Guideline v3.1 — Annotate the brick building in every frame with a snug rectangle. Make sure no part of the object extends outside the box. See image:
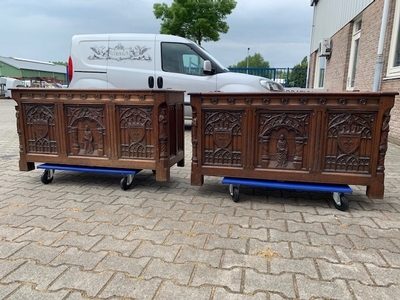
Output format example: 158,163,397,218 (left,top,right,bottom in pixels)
308,0,400,144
